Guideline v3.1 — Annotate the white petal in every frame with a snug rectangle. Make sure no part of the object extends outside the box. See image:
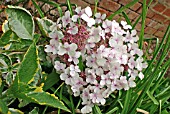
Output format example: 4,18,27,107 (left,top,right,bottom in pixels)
58,47,66,55
87,18,95,27
96,58,106,66
95,13,101,18
60,73,68,80
139,72,144,80
75,7,81,14
101,14,106,20
85,6,92,17
81,14,89,22
72,15,79,22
